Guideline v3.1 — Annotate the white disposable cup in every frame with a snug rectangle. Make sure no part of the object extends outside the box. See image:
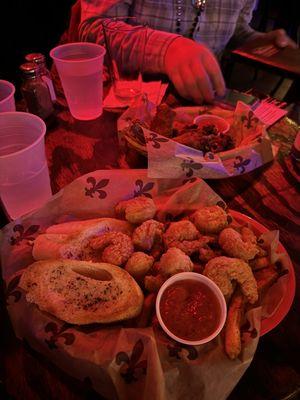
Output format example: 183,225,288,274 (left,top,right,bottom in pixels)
0,80,16,112
102,18,147,104
156,272,227,346
193,114,230,134
0,112,52,220
50,42,106,120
